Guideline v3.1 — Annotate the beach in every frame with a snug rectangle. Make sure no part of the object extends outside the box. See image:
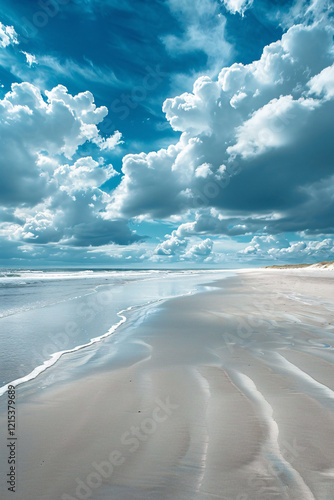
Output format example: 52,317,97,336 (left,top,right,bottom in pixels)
1,269,334,500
